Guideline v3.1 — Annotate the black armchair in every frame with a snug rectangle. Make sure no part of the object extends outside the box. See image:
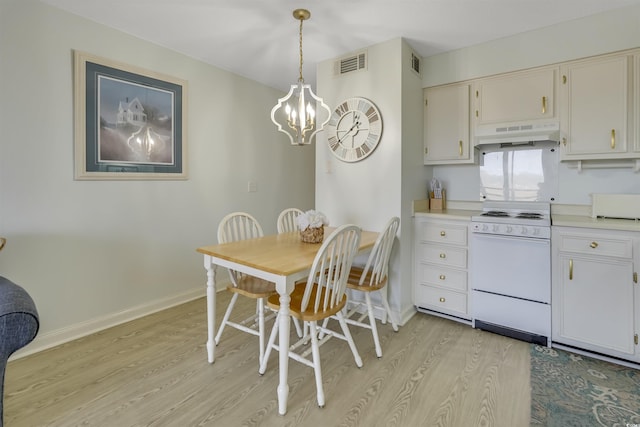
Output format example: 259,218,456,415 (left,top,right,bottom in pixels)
0,276,39,427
